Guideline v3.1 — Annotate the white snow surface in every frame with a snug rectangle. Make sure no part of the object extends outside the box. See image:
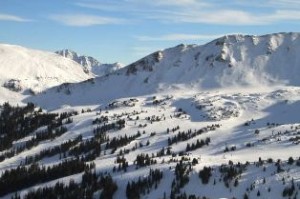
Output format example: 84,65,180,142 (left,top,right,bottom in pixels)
1,33,300,199
0,44,92,95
